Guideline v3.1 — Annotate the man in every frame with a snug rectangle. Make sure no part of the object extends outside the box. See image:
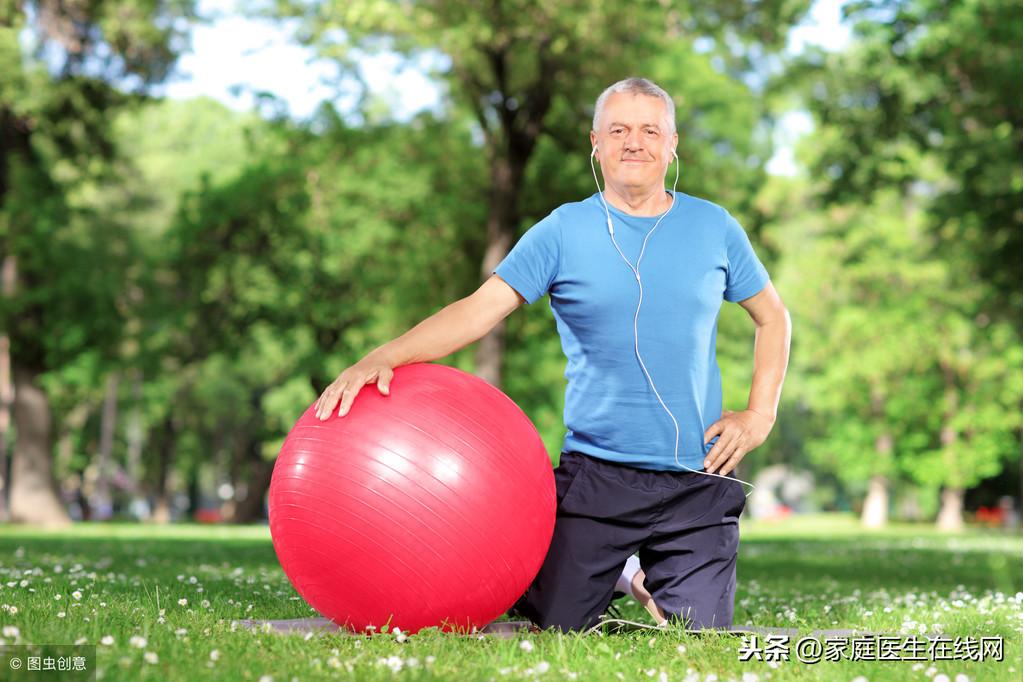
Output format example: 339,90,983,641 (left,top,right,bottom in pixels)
314,77,791,633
